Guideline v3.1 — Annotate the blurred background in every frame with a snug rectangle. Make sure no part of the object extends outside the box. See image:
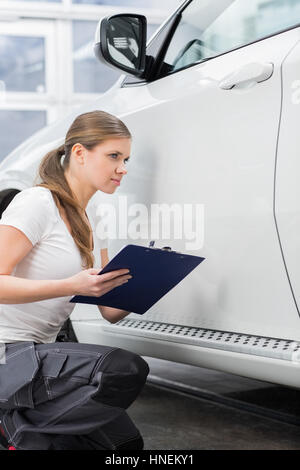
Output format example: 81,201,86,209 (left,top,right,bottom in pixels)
0,0,182,163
